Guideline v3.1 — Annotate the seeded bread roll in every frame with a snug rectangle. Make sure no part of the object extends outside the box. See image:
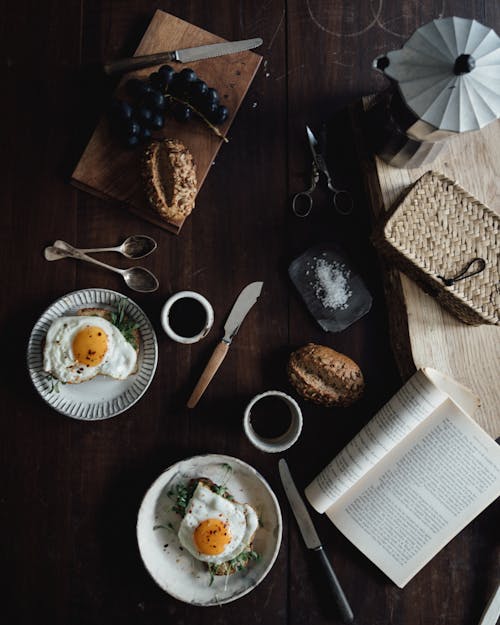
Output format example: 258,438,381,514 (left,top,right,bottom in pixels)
287,343,364,407
142,139,197,222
